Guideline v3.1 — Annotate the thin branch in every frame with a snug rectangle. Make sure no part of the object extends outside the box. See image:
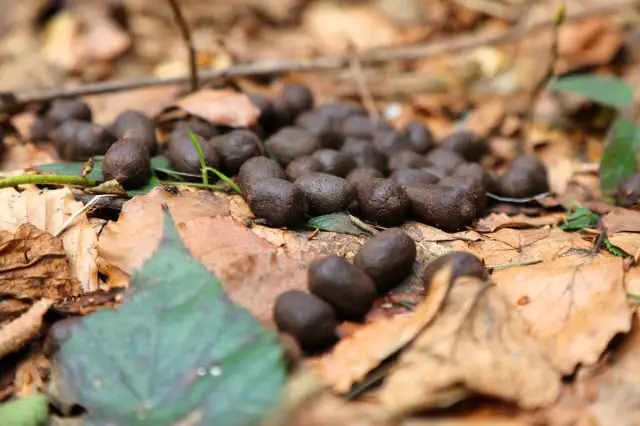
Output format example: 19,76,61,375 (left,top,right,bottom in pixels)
1,0,635,112
0,174,98,189
166,0,198,93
